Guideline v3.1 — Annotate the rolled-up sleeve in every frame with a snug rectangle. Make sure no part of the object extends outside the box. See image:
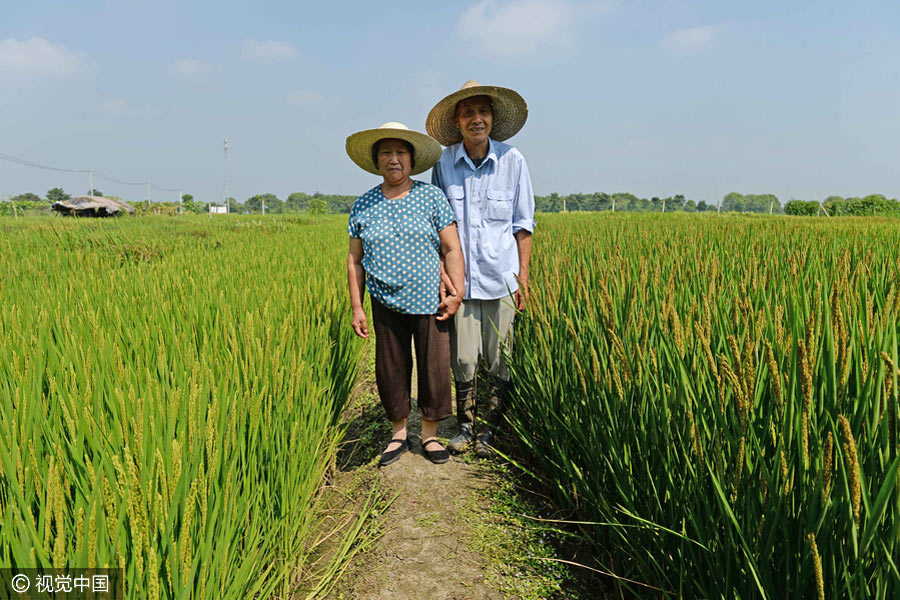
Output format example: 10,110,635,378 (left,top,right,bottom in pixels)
512,154,536,234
